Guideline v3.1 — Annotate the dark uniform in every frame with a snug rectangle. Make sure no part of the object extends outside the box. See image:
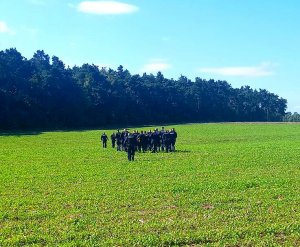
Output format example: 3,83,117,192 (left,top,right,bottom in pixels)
160,127,165,151
116,130,122,151
147,130,153,151
124,133,137,161
151,130,160,153
111,133,116,148
101,133,108,148
138,131,147,152
121,129,129,151
169,128,177,152
137,131,143,152
133,130,139,151
163,131,171,152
